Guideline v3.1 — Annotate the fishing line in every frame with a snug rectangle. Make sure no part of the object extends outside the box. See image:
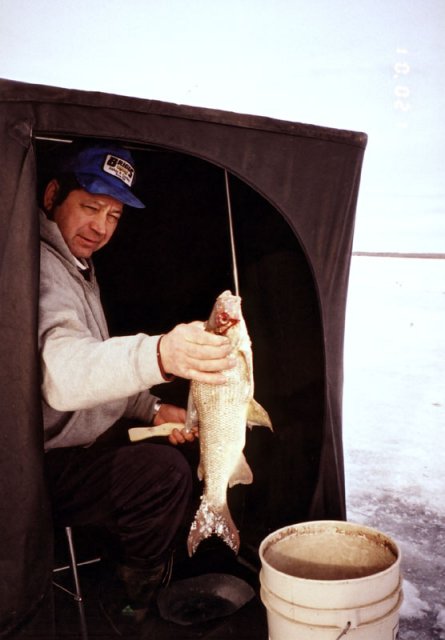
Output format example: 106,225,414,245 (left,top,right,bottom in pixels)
224,169,240,296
